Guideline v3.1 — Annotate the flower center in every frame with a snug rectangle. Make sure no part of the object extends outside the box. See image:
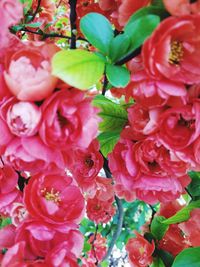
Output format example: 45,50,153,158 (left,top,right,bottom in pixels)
57,111,68,129
178,115,195,129
168,41,184,65
41,188,61,204
85,156,94,167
